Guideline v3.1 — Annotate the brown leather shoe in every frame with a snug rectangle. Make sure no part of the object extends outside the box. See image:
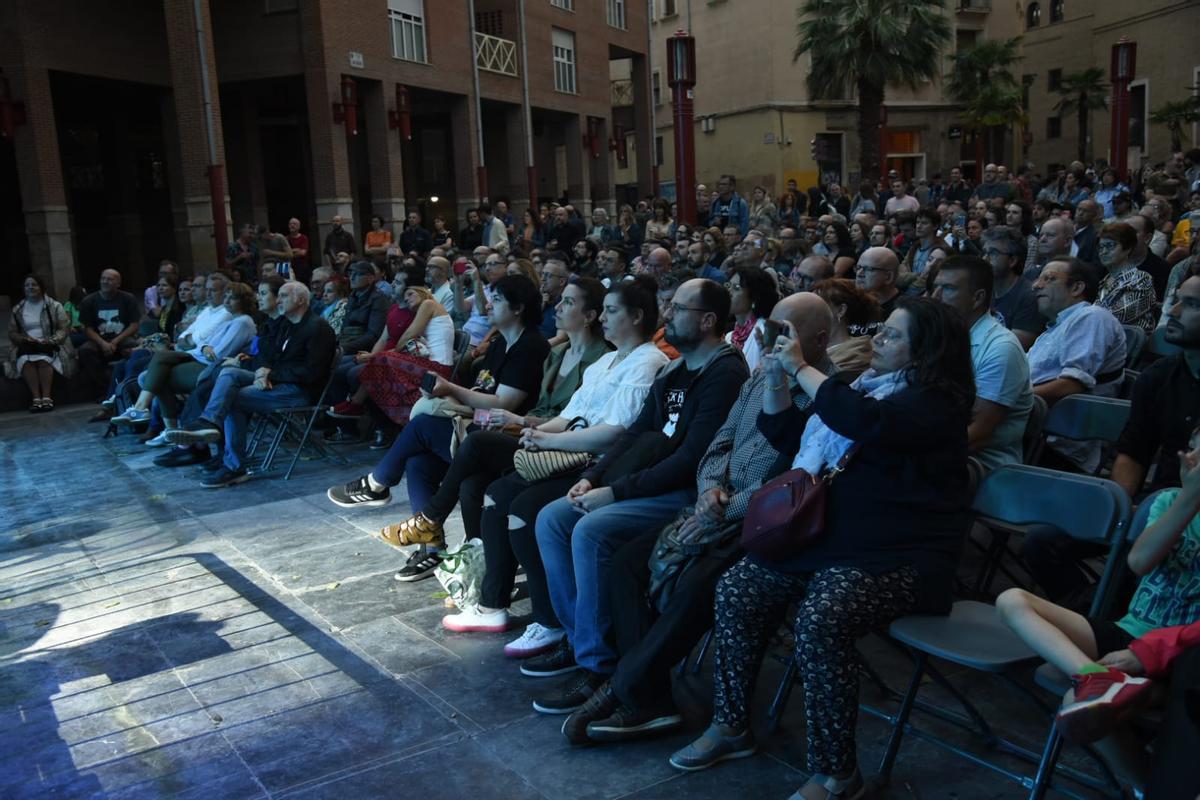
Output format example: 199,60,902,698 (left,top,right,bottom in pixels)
380,514,445,548
89,408,114,423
